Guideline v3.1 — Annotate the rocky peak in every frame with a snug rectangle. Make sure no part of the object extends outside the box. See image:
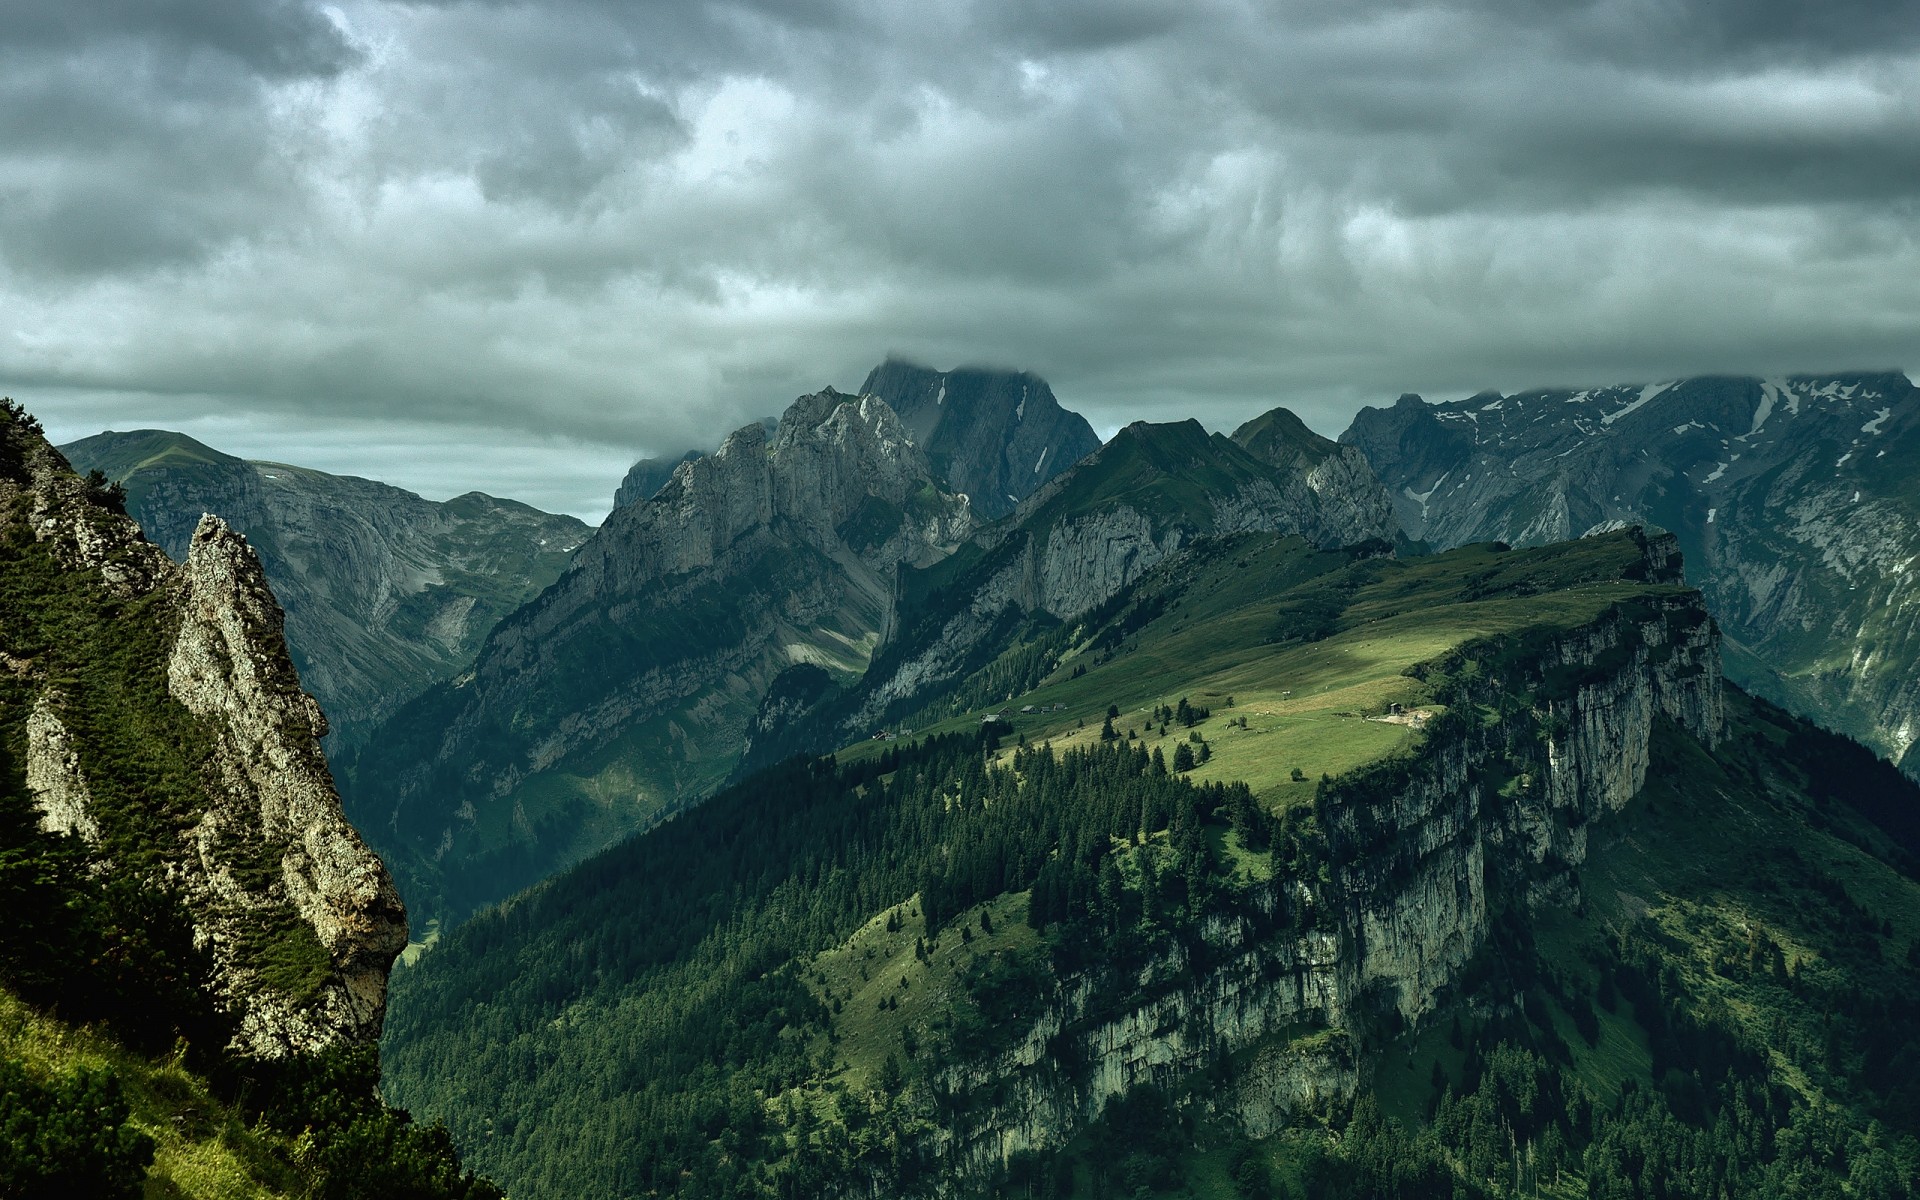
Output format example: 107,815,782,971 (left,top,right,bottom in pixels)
350,387,974,920
2,401,406,1058
860,358,1102,519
